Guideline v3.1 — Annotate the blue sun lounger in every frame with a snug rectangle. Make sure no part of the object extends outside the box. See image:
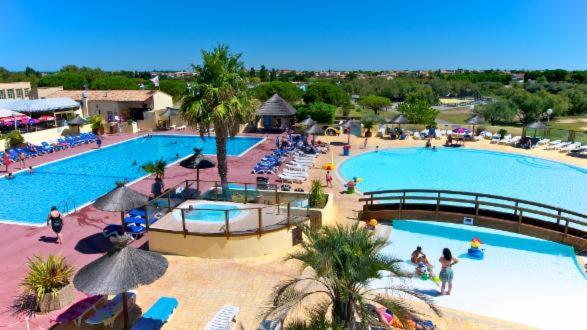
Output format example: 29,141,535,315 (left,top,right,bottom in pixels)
131,297,178,330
